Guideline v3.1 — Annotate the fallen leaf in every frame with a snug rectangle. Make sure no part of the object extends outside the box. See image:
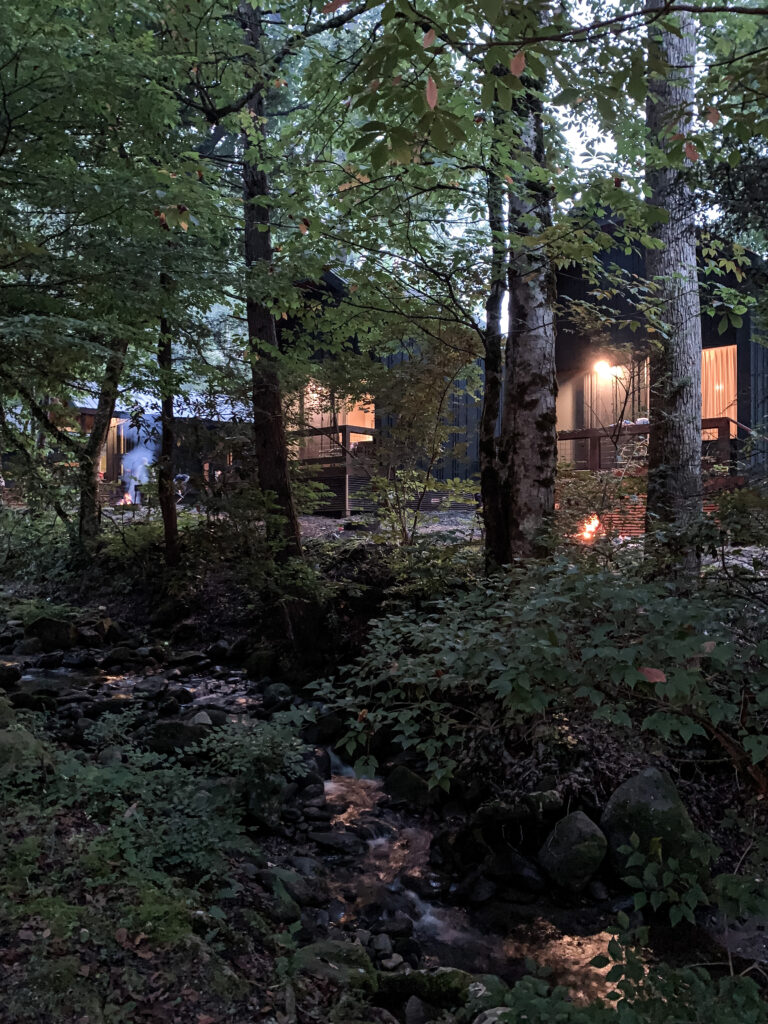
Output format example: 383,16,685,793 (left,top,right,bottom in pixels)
639,666,667,684
426,76,438,110
509,51,526,77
